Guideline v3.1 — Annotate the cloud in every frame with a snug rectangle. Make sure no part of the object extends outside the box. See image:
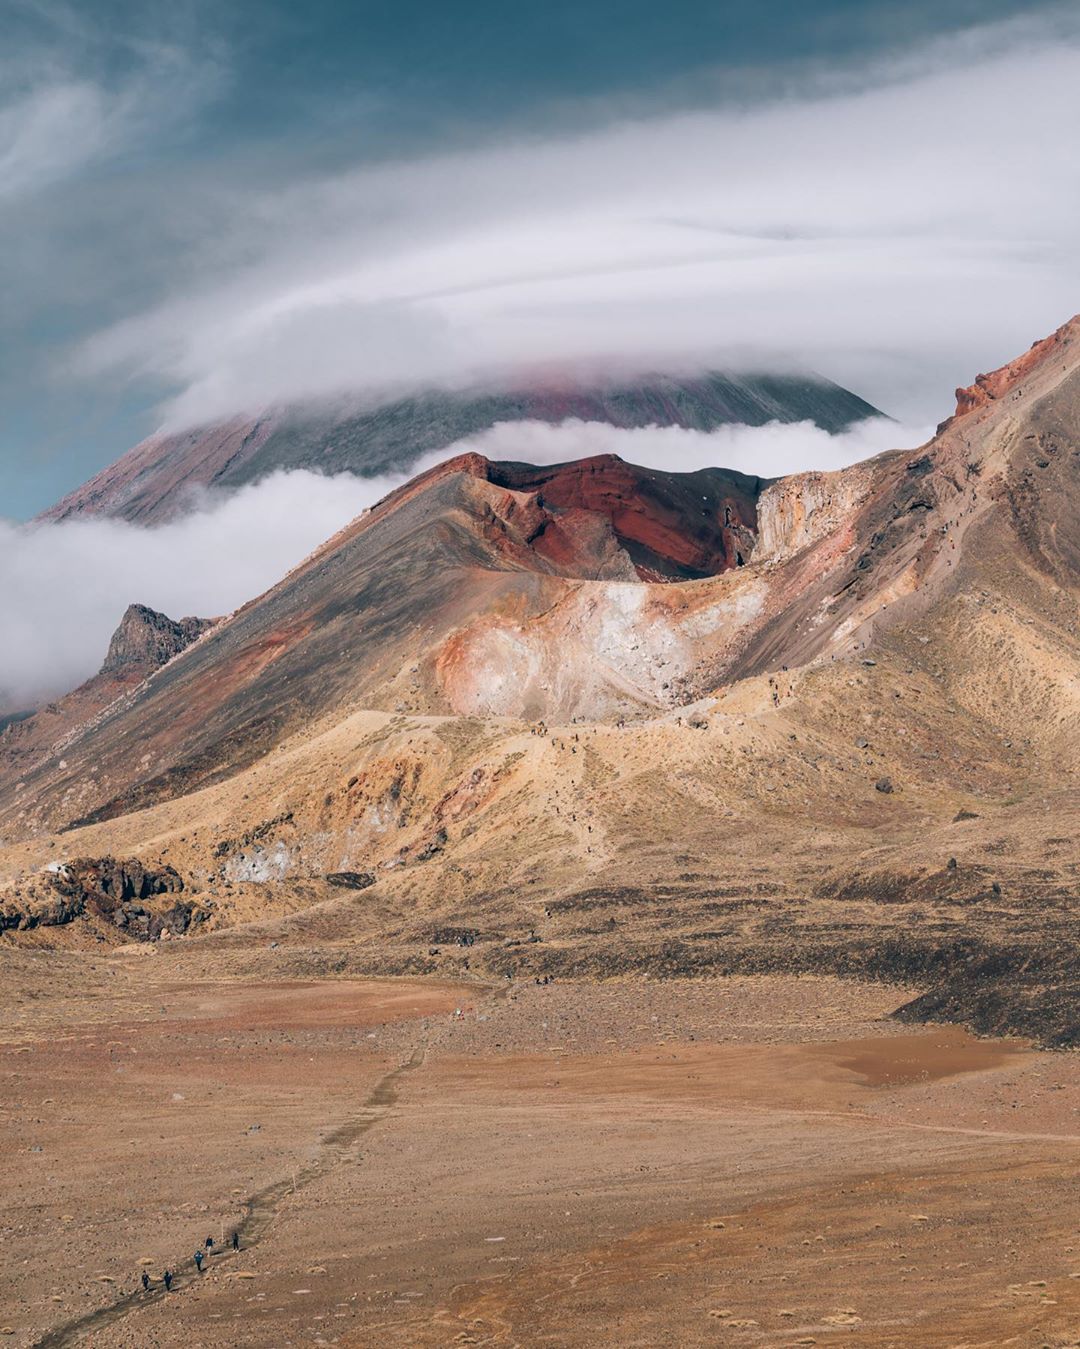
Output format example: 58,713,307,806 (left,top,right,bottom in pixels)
0,79,116,202
76,17,1080,425
0,469,384,707
0,413,928,706
0,29,219,204
430,414,931,479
